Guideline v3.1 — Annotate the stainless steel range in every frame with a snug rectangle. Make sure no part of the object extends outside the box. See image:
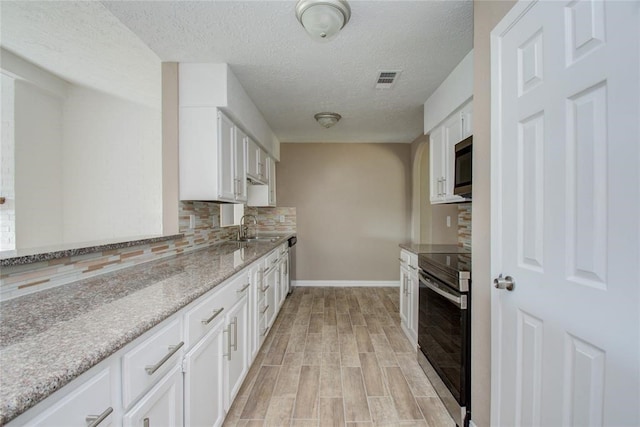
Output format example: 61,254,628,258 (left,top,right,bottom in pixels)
417,252,471,427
